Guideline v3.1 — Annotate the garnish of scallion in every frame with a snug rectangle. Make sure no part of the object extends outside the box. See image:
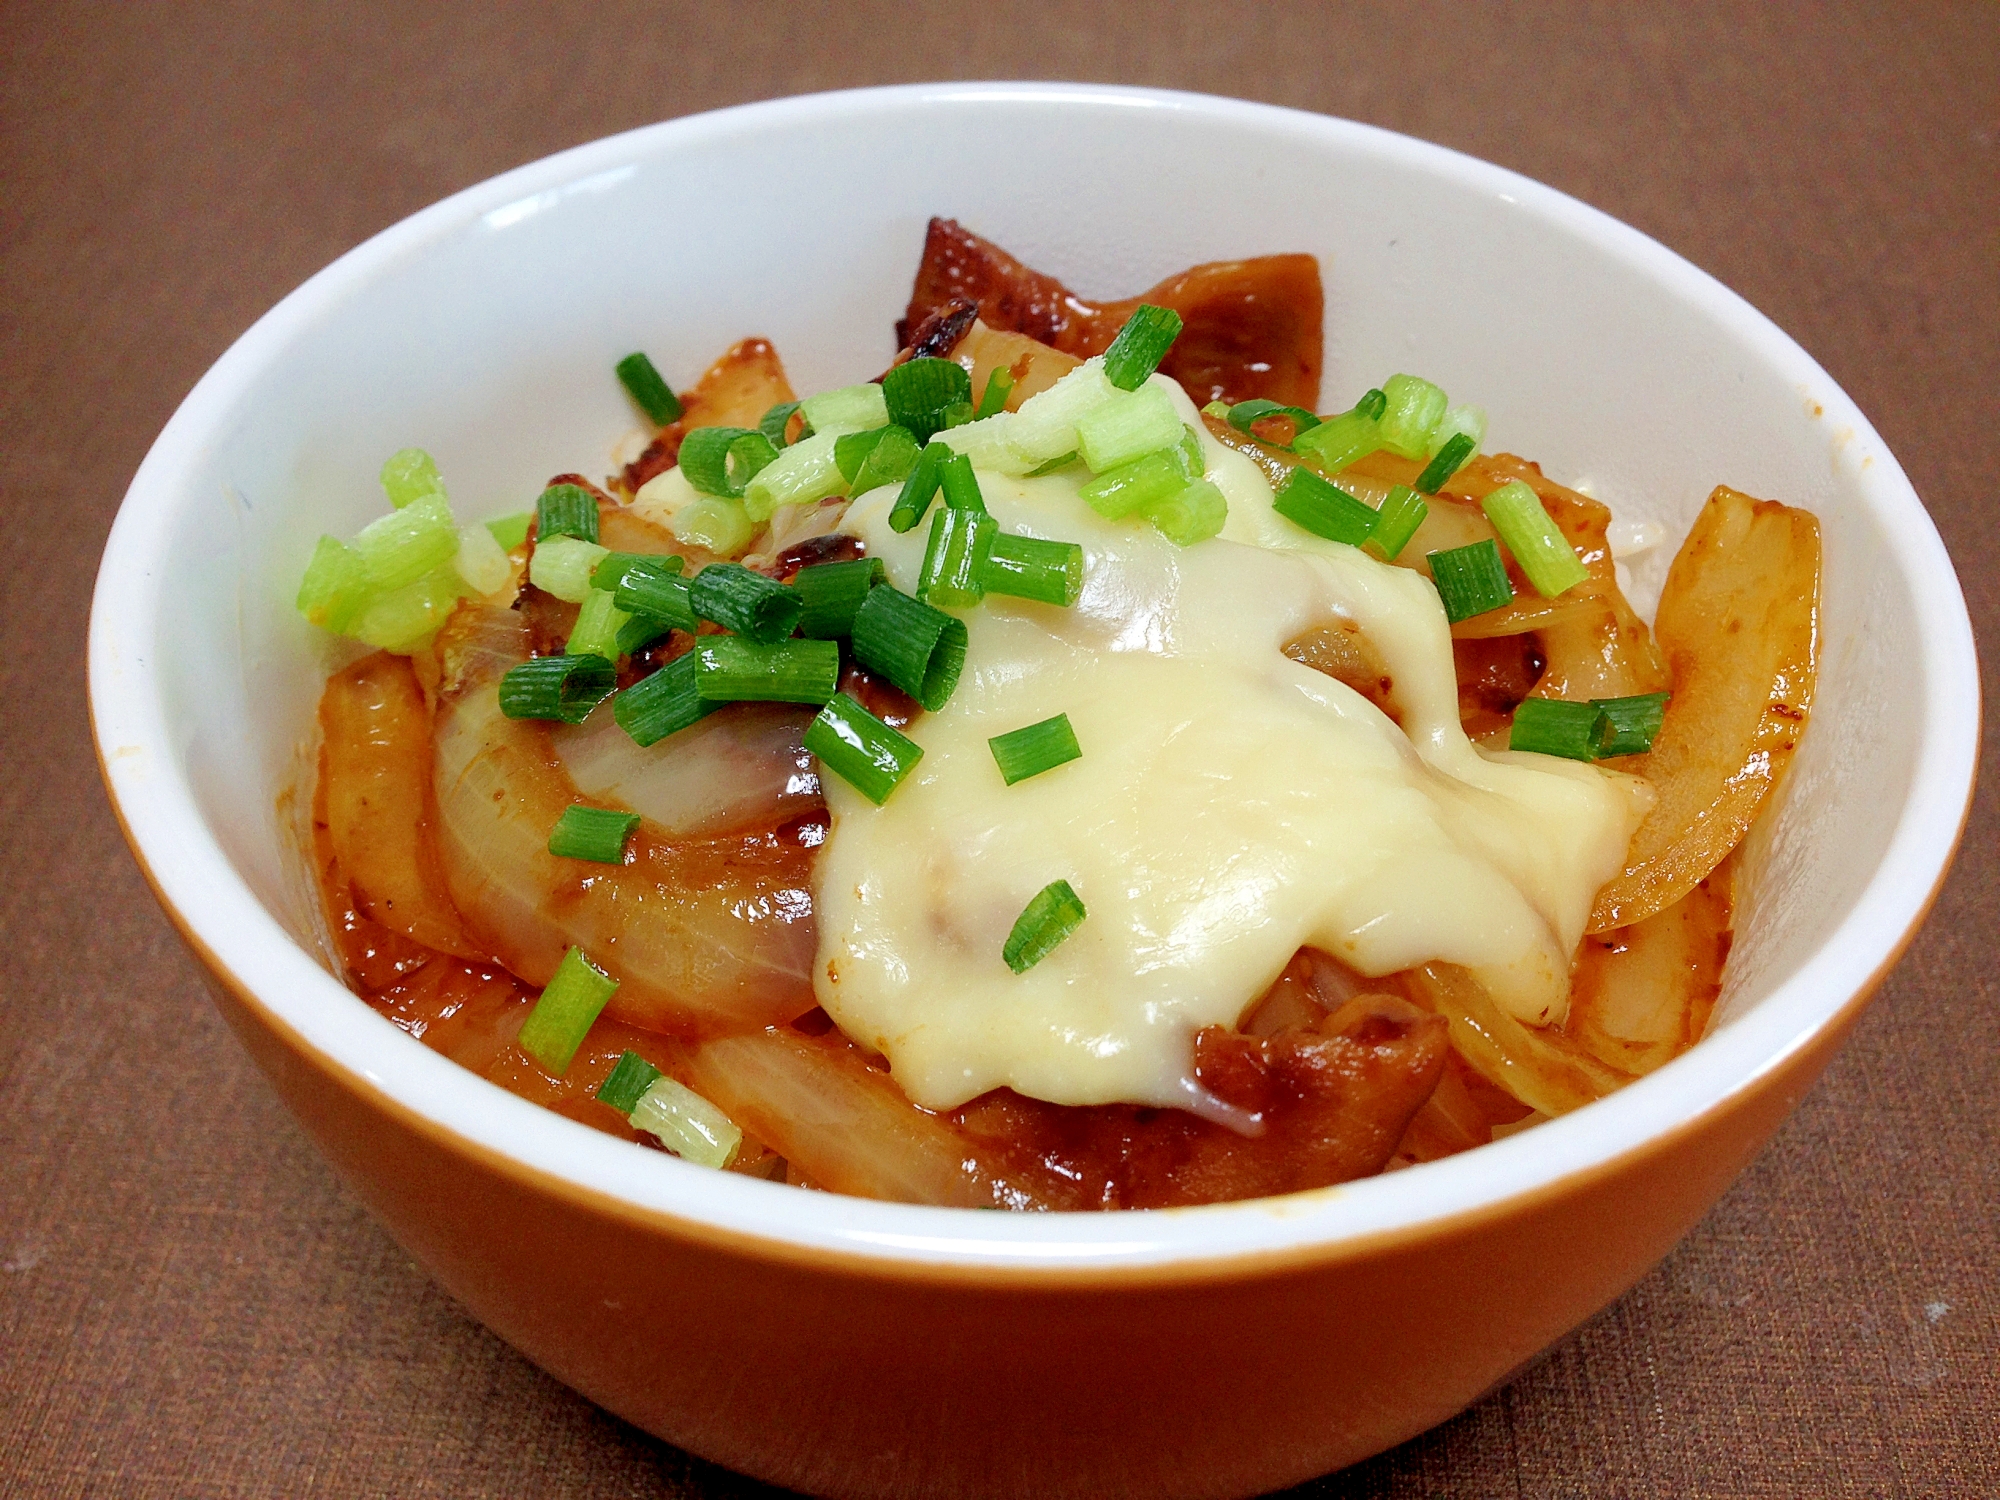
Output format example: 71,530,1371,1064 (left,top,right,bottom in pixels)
883,358,973,444
792,556,885,639
613,652,715,746
629,1077,742,1169
937,450,987,512
565,589,630,662
516,946,619,1077
1426,539,1515,623
679,426,781,499
547,804,641,864
988,714,1081,786
888,441,947,534
1143,478,1227,546
688,561,803,643
1003,880,1088,974
1226,398,1322,447
616,352,684,427
1377,374,1450,461
1508,698,1605,761
536,483,600,545
980,533,1083,607
918,504,996,610
974,367,1015,419
499,654,616,724
1101,304,1184,391
1414,431,1477,494
692,637,840,705
1481,480,1591,598
804,693,925,805
849,586,968,711
611,557,696,630
1291,403,1381,473
758,400,804,448
380,448,445,510
1591,691,1670,758
850,425,920,497
592,550,683,592
595,1050,663,1113
1079,449,1189,520
1273,468,1380,547
485,511,533,551
1366,485,1429,562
